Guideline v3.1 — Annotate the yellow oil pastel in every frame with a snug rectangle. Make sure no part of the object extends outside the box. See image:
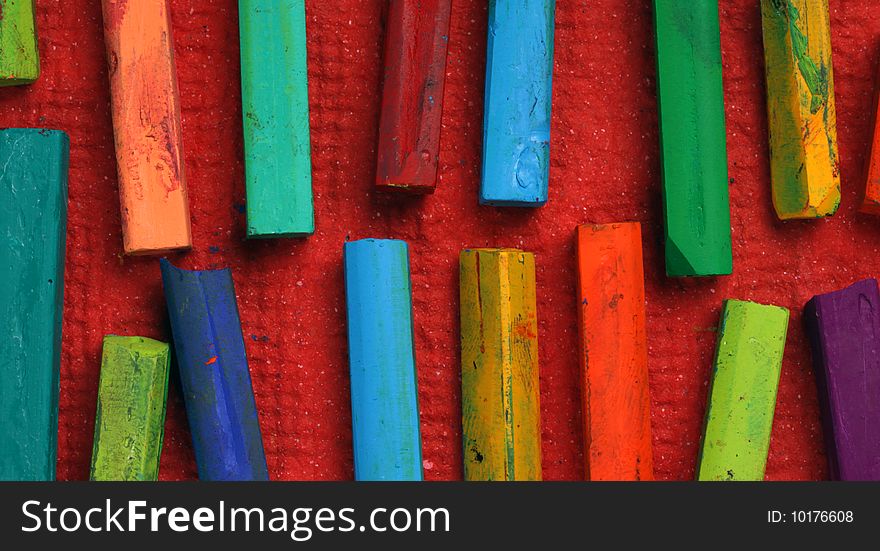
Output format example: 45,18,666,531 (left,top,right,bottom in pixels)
760,0,840,219
460,248,541,481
